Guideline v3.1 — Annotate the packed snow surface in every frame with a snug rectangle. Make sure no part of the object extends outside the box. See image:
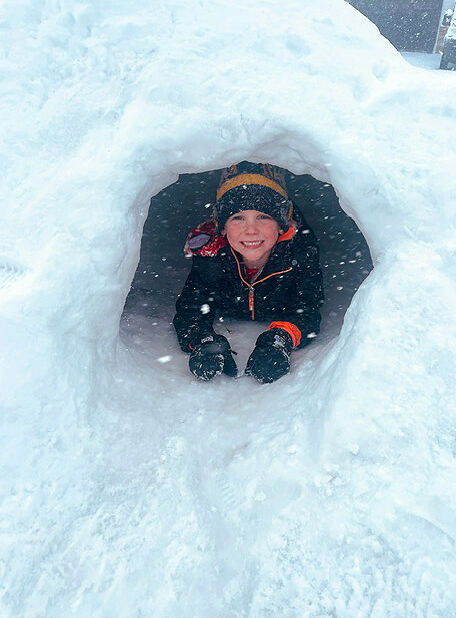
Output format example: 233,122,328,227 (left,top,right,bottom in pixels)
1,0,456,615
401,51,441,70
